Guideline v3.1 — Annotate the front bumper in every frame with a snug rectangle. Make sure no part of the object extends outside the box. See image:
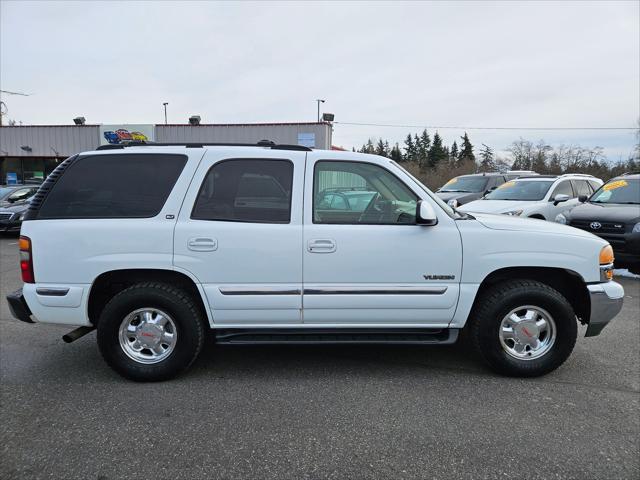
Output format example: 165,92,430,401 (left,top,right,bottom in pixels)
6,288,34,324
585,281,624,337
